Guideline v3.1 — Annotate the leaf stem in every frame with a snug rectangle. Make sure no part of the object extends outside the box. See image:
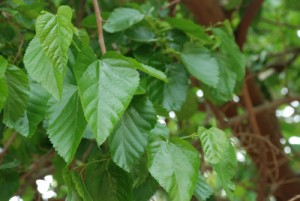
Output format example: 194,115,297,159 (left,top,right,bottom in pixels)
181,133,198,139
72,40,80,52
92,0,107,55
